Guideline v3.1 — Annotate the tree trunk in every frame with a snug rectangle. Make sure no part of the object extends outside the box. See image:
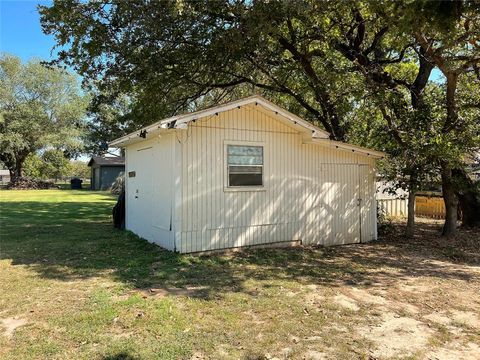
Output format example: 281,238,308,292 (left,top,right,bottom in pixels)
444,73,459,131
440,73,459,236
16,163,23,178
11,166,22,182
405,189,416,238
453,168,480,227
10,155,25,183
405,172,418,238
441,163,458,236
